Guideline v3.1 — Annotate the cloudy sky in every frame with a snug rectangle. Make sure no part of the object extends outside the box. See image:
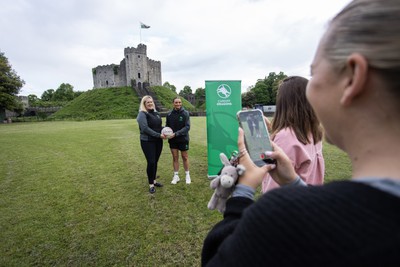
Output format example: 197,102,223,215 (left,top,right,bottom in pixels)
1,0,351,97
